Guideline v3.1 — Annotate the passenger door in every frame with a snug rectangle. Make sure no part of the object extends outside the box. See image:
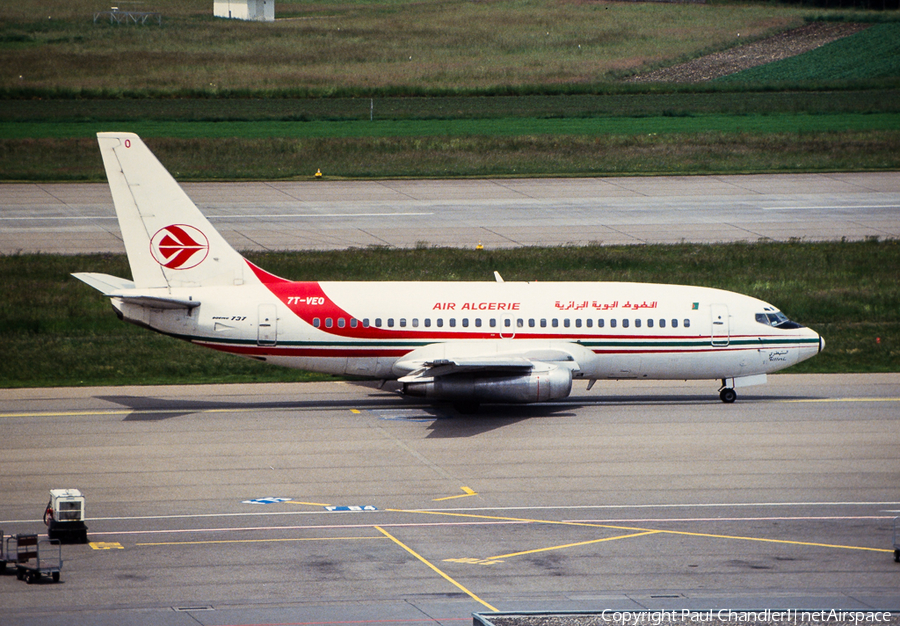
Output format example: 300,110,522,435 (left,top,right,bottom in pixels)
711,304,730,347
